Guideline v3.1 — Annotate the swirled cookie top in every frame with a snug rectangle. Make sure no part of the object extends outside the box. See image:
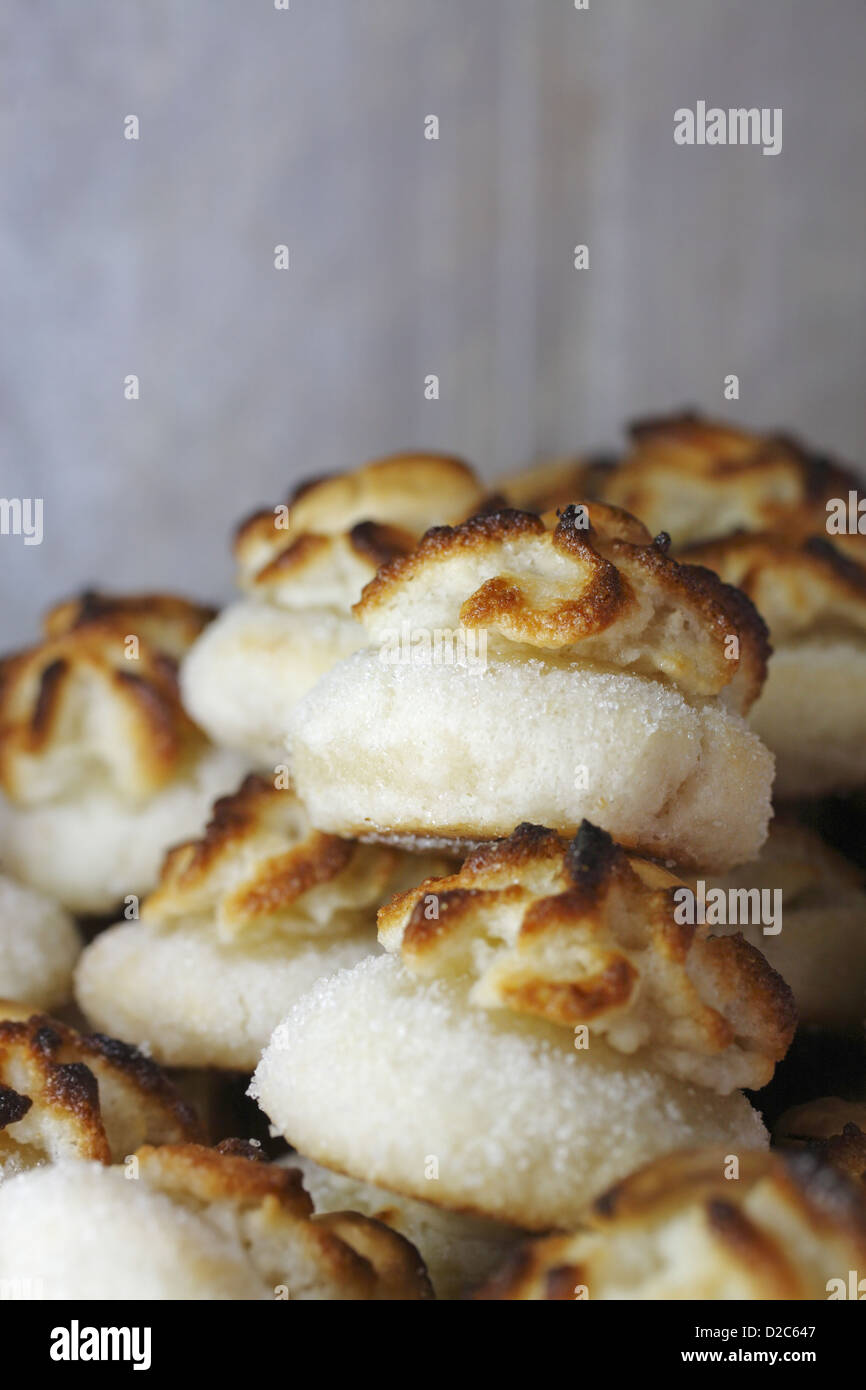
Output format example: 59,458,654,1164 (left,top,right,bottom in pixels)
476,1147,866,1300
0,592,214,805
378,820,796,1093
356,503,770,712
601,412,861,548
682,532,866,644
91,1140,434,1299
0,1002,198,1171
145,773,447,945
234,453,483,610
